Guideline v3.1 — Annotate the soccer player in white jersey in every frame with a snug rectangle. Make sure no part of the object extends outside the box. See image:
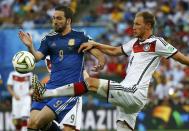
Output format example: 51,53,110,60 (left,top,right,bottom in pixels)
32,11,189,131
7,71,33,131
